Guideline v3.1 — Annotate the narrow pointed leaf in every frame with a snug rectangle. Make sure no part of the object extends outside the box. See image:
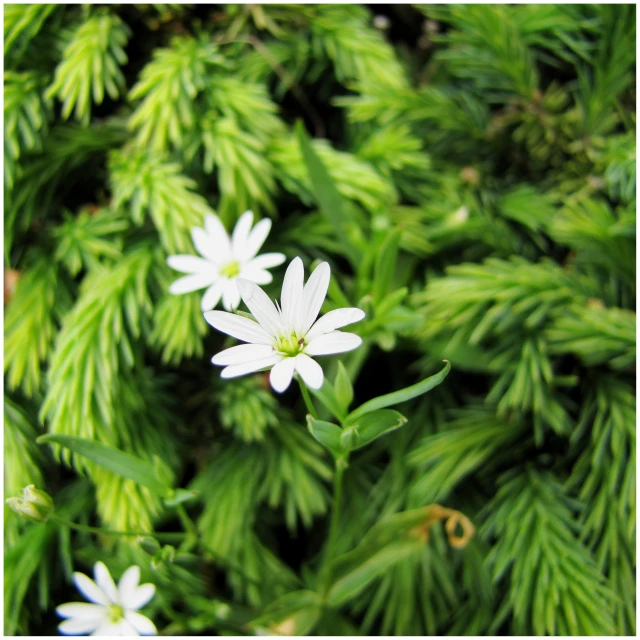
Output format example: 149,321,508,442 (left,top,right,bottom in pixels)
296,121,360,264
346,361,451,424
37,434,172,496
372,228,402,304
